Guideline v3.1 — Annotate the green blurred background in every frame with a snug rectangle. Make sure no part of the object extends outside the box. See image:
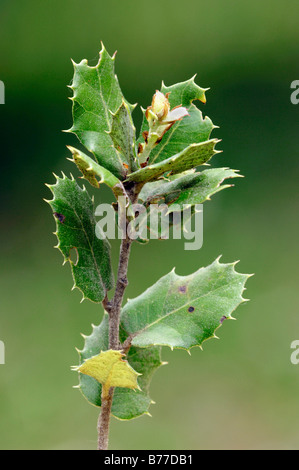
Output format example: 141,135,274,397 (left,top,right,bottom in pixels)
0,0,299,450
